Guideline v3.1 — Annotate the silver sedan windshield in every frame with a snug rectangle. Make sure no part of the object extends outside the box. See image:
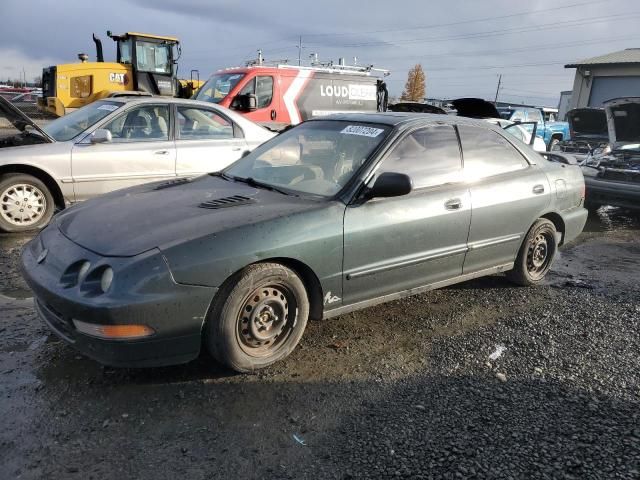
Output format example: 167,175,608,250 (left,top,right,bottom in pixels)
225,121,390,197
43,101,124,141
